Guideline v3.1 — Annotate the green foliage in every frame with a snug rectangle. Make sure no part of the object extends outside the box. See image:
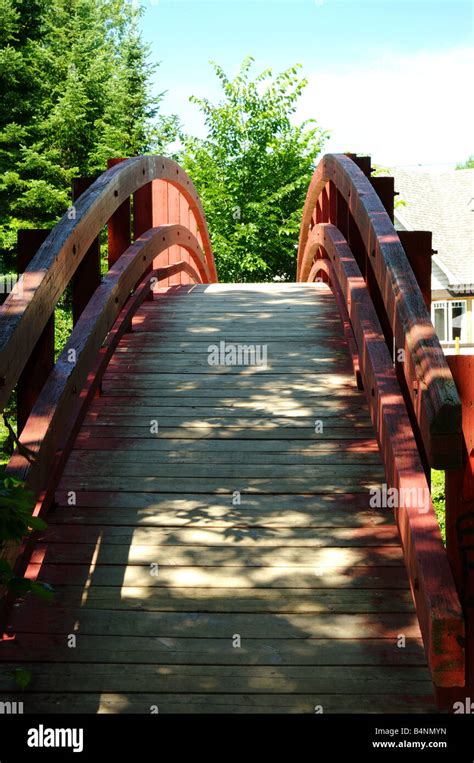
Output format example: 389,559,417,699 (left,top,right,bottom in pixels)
0,475,54,599
431,469,446,543
0,0,178,271
455,155,474,170
0,476,45,540
182,57,328,282
55,297,74,360
11,667,33,689
371,164,406,209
